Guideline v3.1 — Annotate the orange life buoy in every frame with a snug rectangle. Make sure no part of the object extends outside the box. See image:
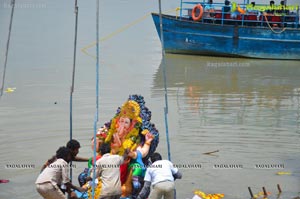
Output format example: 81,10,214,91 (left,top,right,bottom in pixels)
192,4,203,21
